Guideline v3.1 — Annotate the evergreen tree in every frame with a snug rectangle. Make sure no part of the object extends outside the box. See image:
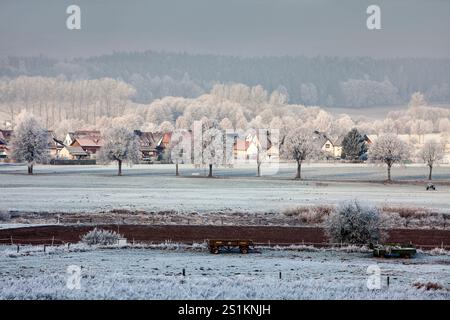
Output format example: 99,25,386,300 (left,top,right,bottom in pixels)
341,128,368,161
